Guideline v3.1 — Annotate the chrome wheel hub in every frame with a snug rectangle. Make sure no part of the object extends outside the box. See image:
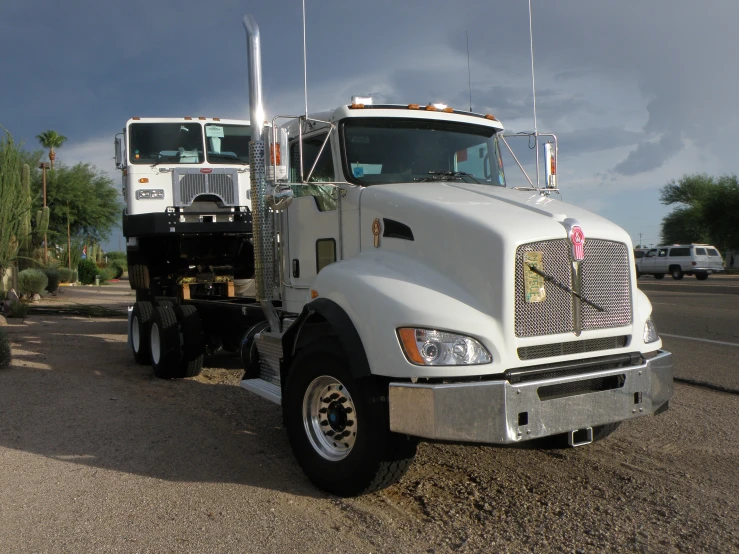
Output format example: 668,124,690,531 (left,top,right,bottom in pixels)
303,376,357,461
